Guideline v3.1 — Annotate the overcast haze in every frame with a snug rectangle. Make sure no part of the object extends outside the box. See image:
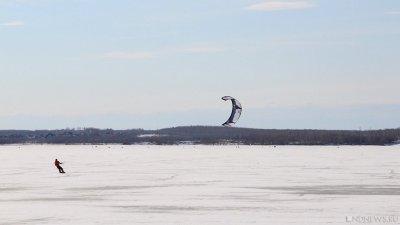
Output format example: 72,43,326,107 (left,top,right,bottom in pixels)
1,0,400,130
